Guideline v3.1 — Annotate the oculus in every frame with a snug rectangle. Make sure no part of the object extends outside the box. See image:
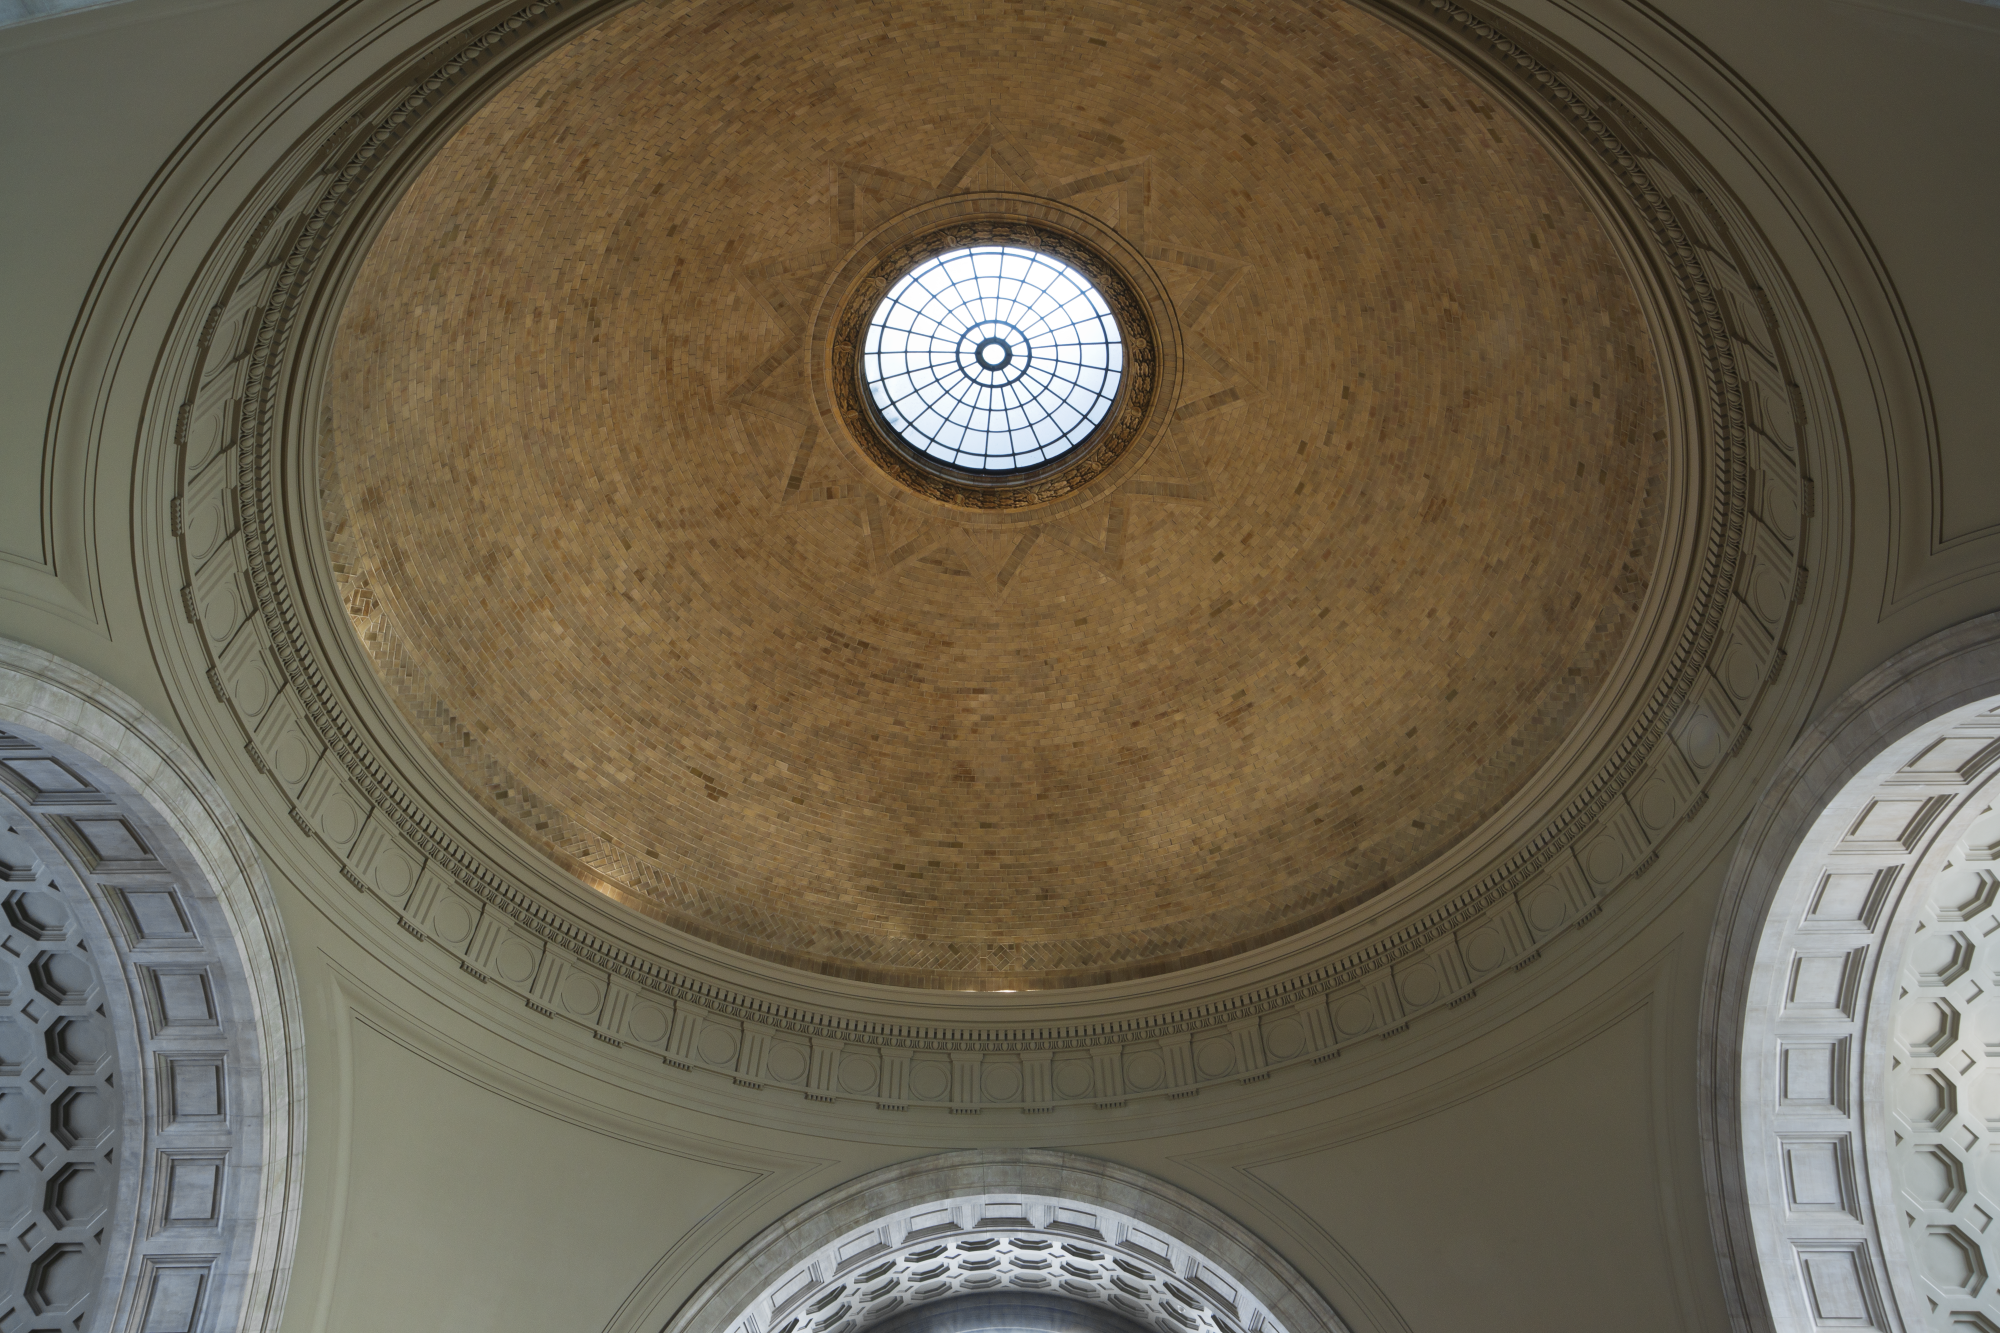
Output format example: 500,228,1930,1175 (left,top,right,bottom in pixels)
860,245,1124,475
830,218,1161,511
